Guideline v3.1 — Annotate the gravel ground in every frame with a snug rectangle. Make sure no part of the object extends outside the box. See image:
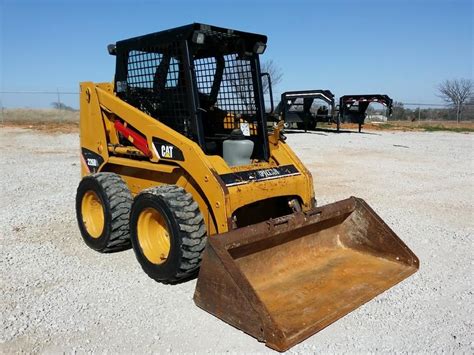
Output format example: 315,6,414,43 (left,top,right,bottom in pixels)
1,127,473,353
